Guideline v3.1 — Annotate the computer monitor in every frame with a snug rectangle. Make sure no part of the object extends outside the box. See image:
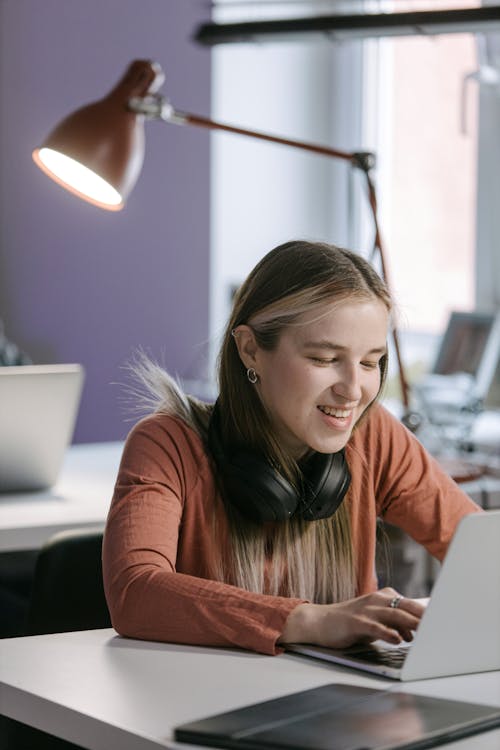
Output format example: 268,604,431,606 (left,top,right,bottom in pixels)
433,311,500,406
